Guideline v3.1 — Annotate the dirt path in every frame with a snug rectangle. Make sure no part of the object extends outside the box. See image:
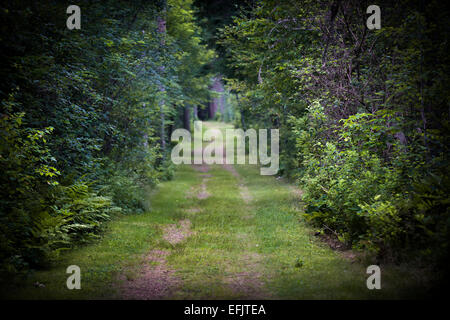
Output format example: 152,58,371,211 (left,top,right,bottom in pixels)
221,163,271,298
119,219,193,299
119,249,179,299
222,163,253,205
110,122,399,300
118,124,271,299
11,122,414,300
